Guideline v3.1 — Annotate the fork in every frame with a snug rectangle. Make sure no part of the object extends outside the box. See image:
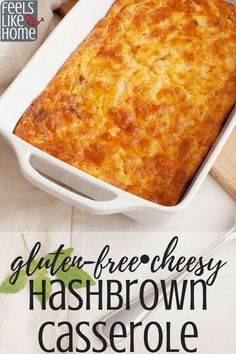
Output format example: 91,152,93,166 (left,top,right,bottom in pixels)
98,215,236,346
